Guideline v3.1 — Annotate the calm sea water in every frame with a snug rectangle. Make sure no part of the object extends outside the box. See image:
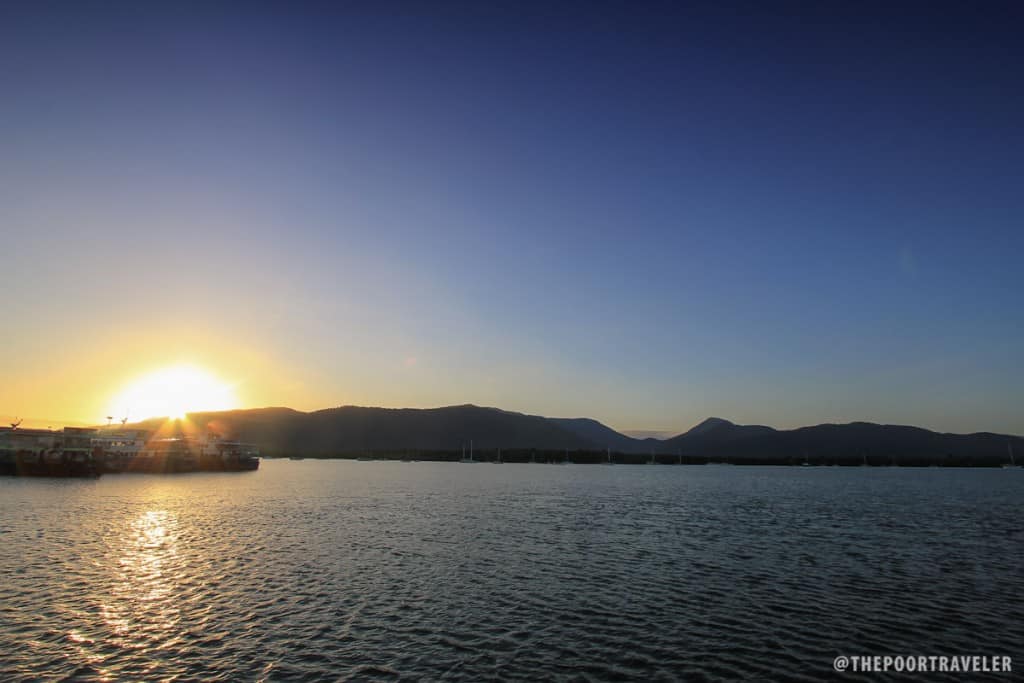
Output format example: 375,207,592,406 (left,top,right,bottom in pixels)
1,461,1022,681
